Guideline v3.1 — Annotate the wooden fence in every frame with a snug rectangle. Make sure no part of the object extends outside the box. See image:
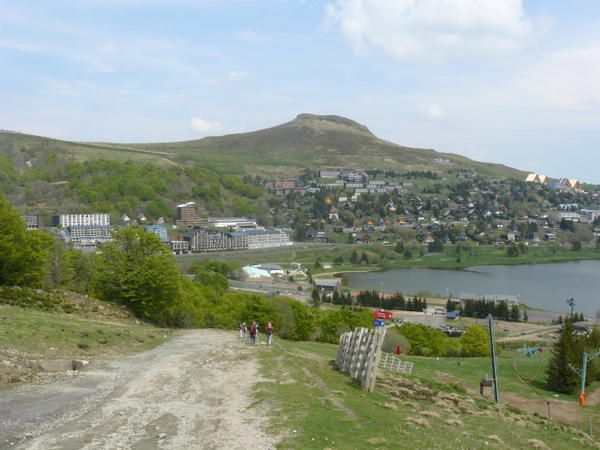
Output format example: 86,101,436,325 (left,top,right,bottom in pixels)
335,326,386,392
378,352,413,374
